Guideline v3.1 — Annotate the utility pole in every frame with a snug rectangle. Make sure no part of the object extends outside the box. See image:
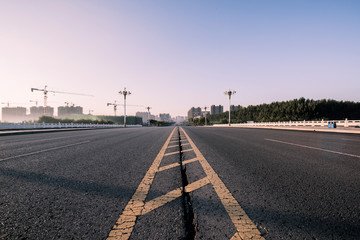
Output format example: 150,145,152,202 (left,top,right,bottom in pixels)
224,89,236,126
146,106,151,126
107,101,119,116
119,87,131,127
203,106,208,126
